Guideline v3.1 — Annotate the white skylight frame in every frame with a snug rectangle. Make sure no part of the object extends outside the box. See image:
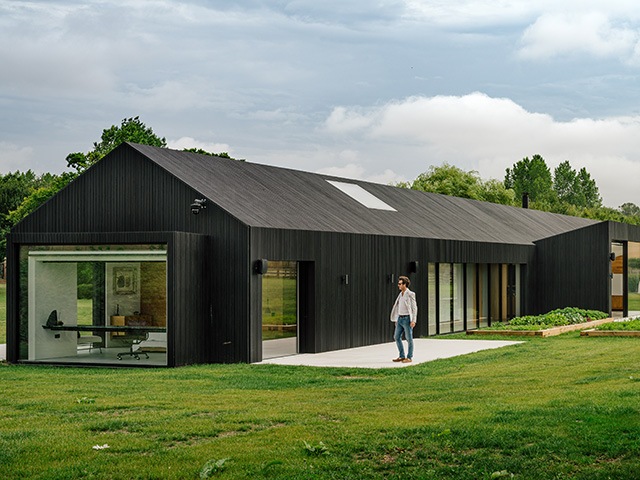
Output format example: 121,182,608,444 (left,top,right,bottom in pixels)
326,180,397,212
